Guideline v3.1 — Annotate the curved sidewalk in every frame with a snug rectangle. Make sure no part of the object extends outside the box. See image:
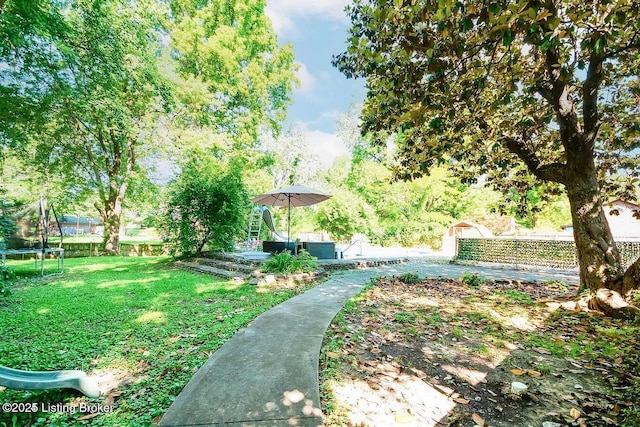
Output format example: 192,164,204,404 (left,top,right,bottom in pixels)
159,261,578,427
